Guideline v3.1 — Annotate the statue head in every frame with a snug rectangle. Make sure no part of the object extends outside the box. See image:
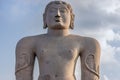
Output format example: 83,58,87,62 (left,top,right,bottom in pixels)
43,1,75,29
